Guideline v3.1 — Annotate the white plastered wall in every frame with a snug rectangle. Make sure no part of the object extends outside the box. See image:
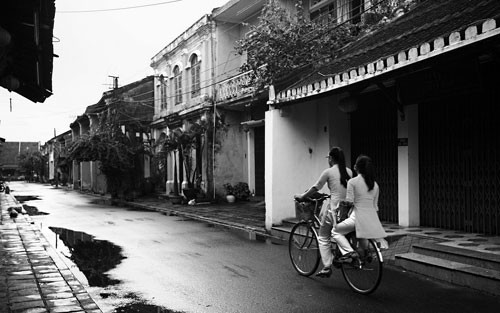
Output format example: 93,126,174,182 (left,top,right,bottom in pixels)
265,97,350,229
